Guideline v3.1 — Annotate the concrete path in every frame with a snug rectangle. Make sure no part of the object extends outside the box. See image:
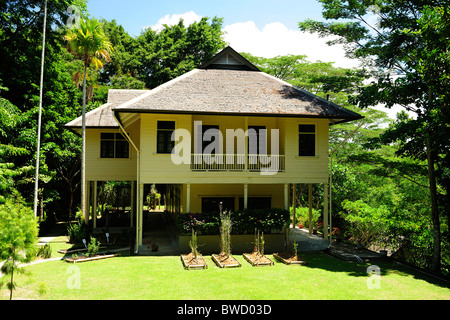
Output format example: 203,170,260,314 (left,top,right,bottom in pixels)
289,227,330,251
